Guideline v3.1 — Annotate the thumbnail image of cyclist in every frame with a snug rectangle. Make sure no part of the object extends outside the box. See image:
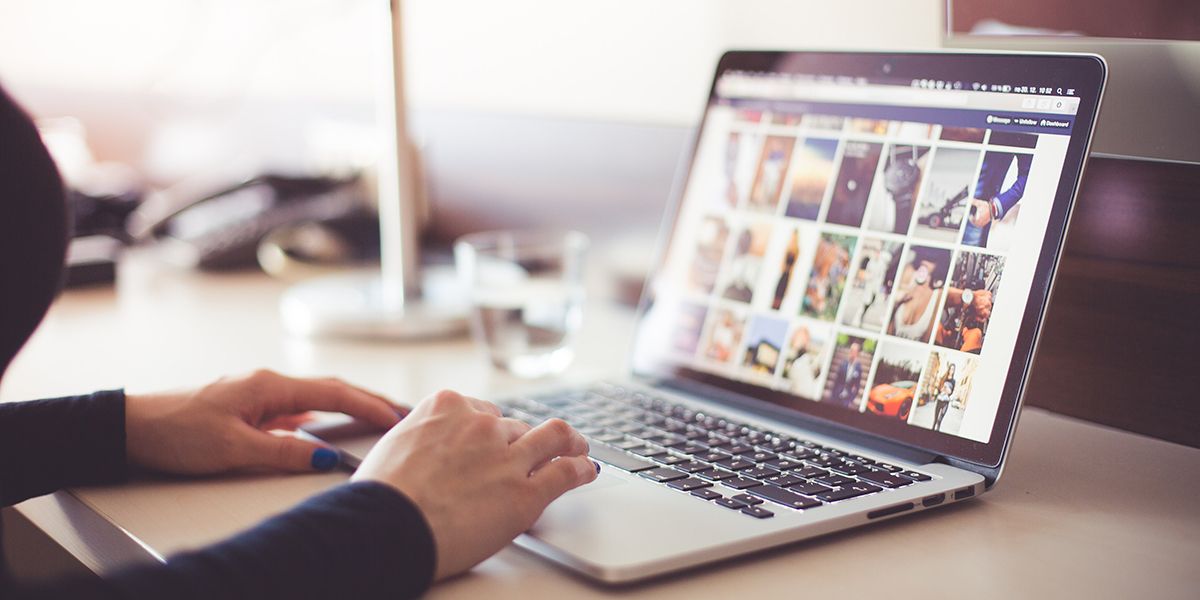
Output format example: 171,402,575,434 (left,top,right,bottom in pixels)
963,151,1032,248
